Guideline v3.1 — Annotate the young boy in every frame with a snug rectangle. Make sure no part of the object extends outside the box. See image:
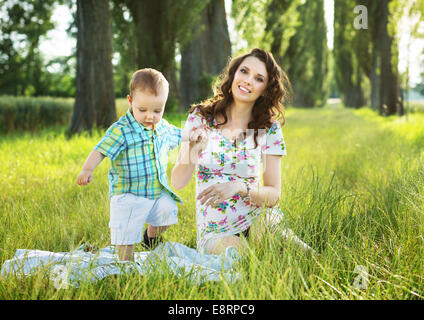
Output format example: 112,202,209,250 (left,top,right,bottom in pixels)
77,68,182,261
